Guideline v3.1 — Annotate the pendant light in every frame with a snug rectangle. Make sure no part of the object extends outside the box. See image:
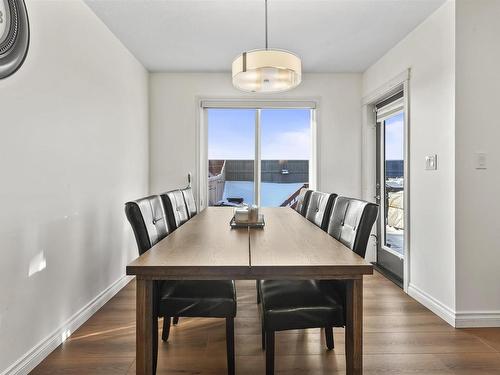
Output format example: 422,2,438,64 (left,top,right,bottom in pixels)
232,0,302,93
